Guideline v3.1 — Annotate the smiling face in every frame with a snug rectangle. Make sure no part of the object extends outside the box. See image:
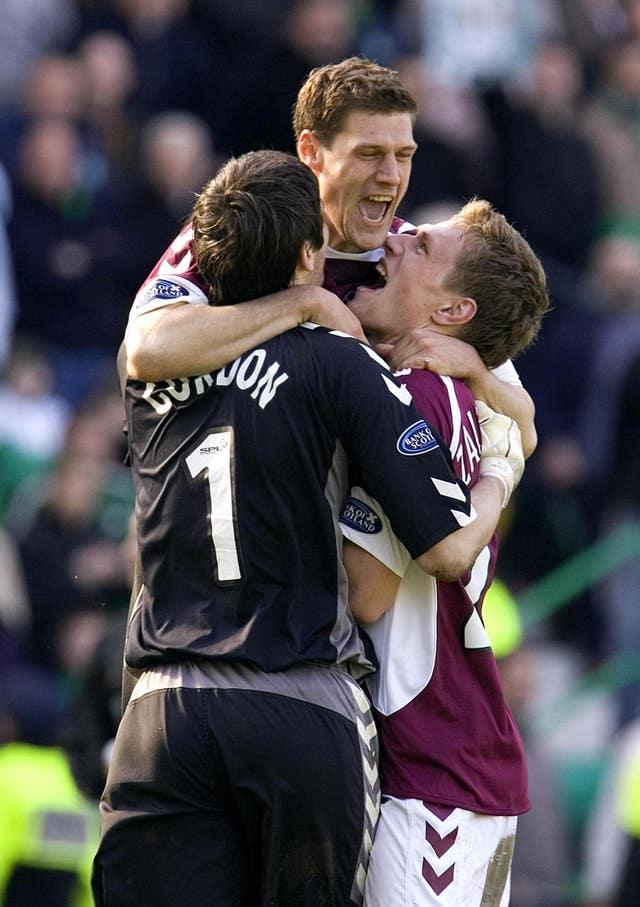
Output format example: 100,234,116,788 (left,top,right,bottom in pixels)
349,221,469,341
300,110,416,253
